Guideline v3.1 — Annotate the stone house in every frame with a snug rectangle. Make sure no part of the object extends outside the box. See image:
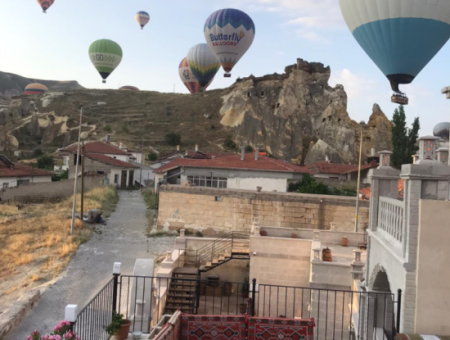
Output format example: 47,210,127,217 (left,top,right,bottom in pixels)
154,149,313,193
0,155,52,189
